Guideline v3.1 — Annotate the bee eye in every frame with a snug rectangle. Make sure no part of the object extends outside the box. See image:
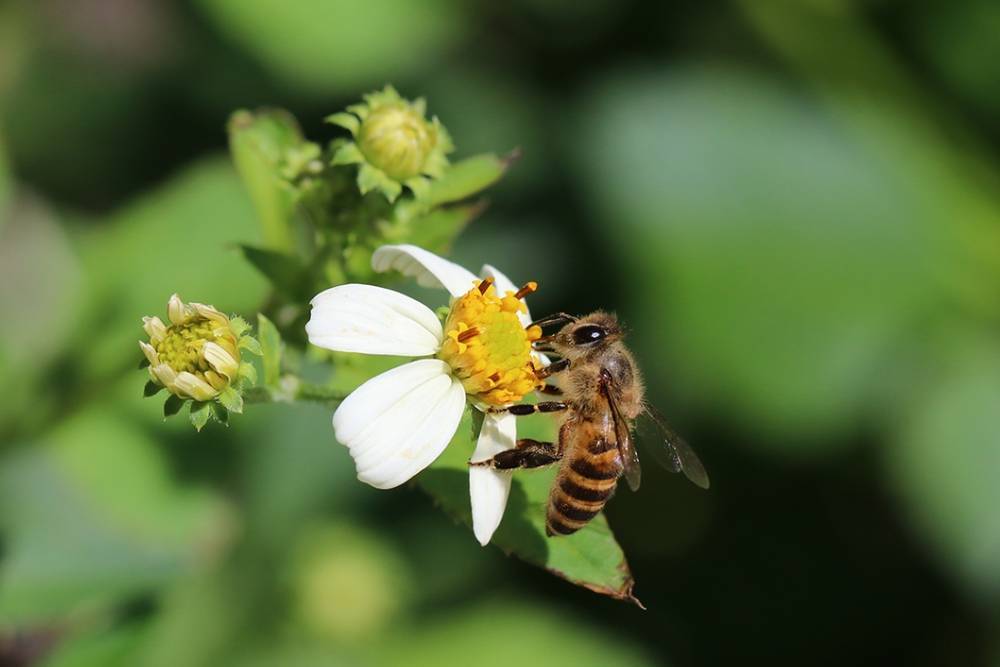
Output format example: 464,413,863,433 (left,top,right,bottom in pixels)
572,325,607,345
